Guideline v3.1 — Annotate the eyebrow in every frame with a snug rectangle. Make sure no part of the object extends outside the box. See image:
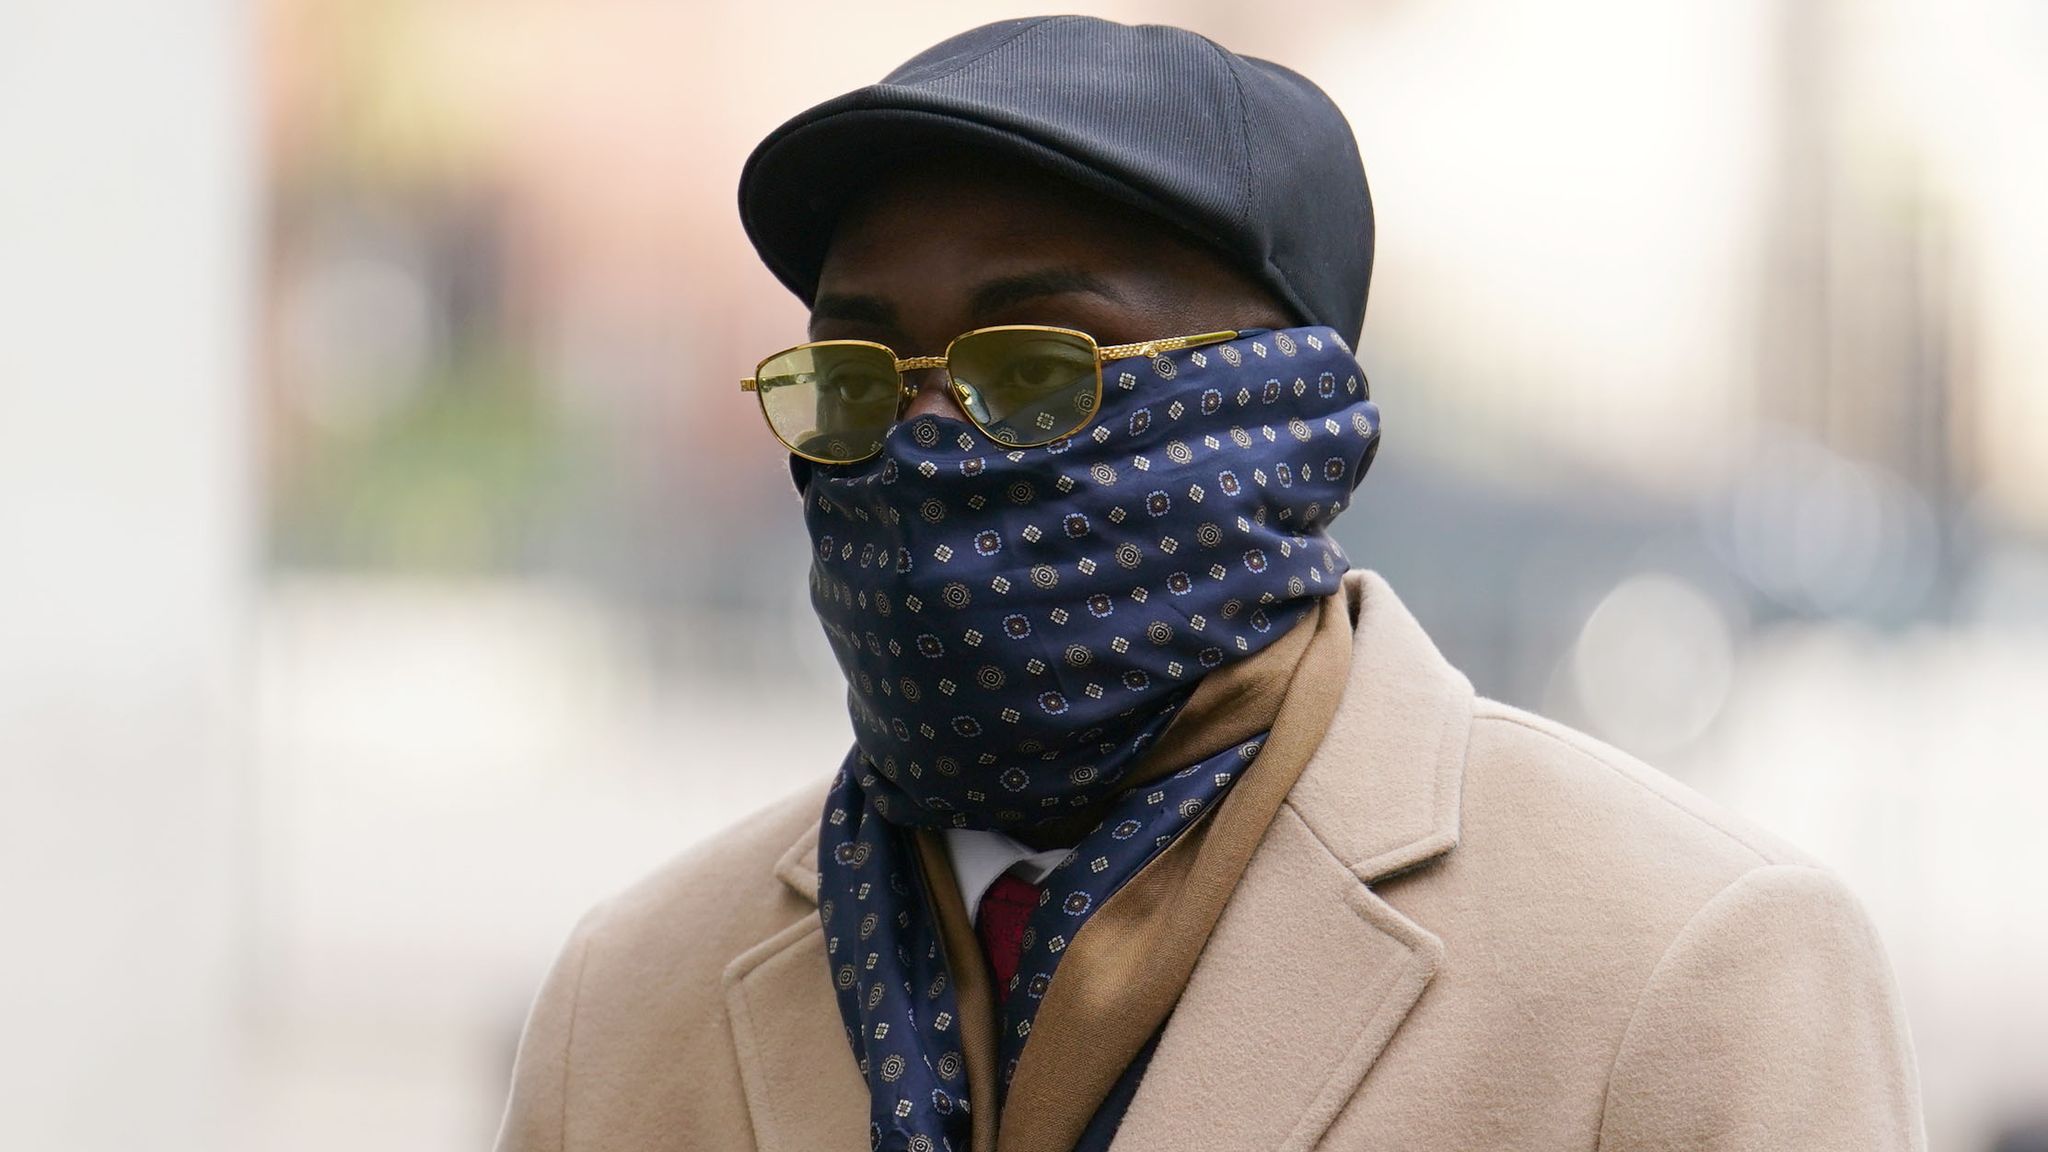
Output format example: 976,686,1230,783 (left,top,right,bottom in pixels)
808,268,1129,335
809,292,901,330
967,268,1128,317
